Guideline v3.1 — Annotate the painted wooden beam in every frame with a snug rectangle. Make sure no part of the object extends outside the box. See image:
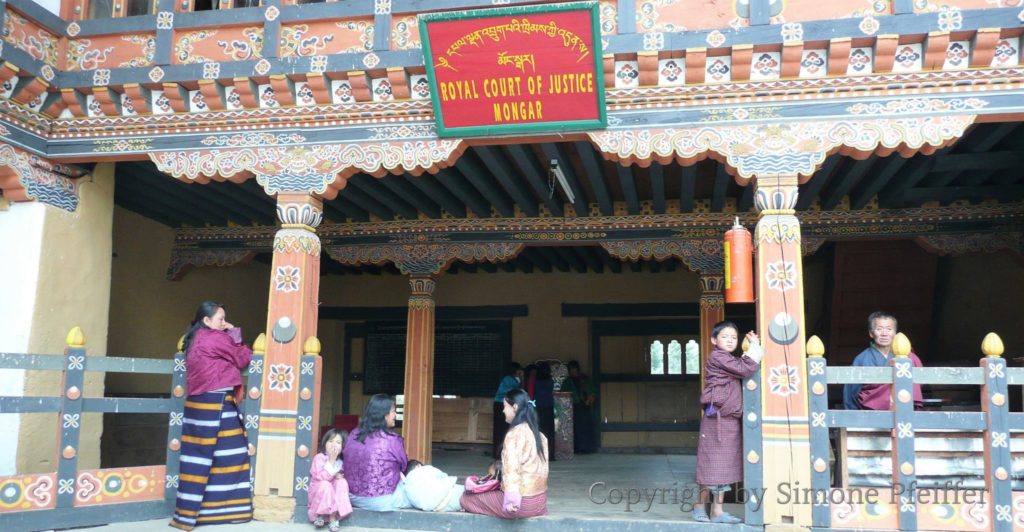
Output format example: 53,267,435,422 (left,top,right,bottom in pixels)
649,164,666,214
329,196,370,222
506,144,563,217
711,162,730,212
119,163,231,224
474,146,540,217
879,152,942,208
680,164,697,213
822,157,876,210
617,165,641,215
321,201,350,223
594,247,622,274
796,155,842,210
434,168,493,219
404,173,467,218
903,185,1024,203
377,174,443,219
575,247,603,273
116,183,211,226
574,141,614,216
553,246,587,273
348,174,419,219
514,255,534,273
535,247,570,272
738,182,755,212
336,185,395,220
849,154,910,210
453,152,515,218
519,248,552,273
541,143,590,217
